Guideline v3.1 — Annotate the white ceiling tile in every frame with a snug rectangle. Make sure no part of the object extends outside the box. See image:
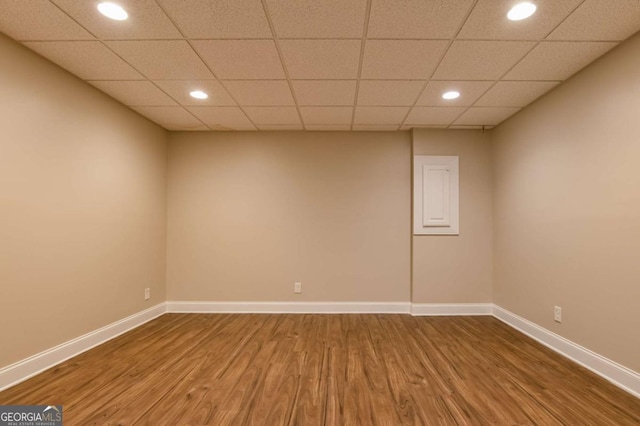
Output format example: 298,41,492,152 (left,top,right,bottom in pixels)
192,40,285,79
353,107,409,124
243,107,301,125
280,40,361,79
361,40,449,80
52,0,181,40
222,81,294,106
357,80,425,106
133,106,207,130
453,107,520,125
368,0,474,39
156,0,272,38
299,107,353,125
106,40,214,80
433,41,535,80
405,107,466,125
292,80,356,106
475,81,560,107
548,0,640,41
266,0,367,38
187,107,256,130
24,41,143,80
352,125,400,131
7,0,634,134
306,125,352,131
0,0,94,41
153,80,236,106
416,81,493,106
504,41,618,80
257,124,304,130
458,0,582,40
89,81,177,106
